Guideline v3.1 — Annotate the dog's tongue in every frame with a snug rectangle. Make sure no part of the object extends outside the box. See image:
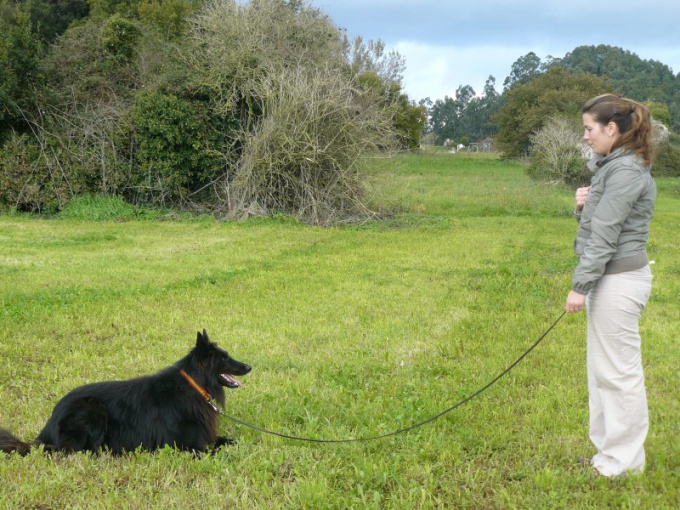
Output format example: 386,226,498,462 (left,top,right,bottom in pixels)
223,374,242,387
